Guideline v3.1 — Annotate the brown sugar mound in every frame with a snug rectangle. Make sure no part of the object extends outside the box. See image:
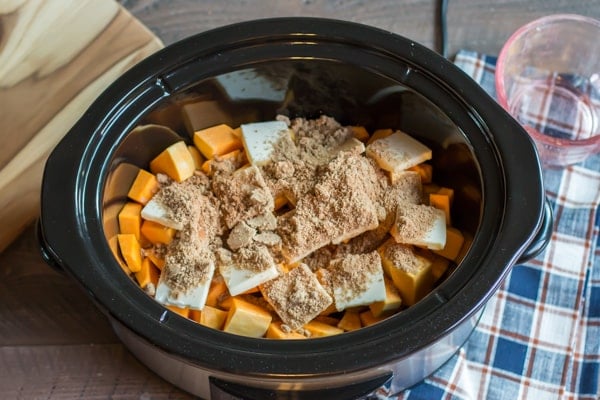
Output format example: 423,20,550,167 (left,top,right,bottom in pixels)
260,264,333,330
277,151,380,262
212,165,274,229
